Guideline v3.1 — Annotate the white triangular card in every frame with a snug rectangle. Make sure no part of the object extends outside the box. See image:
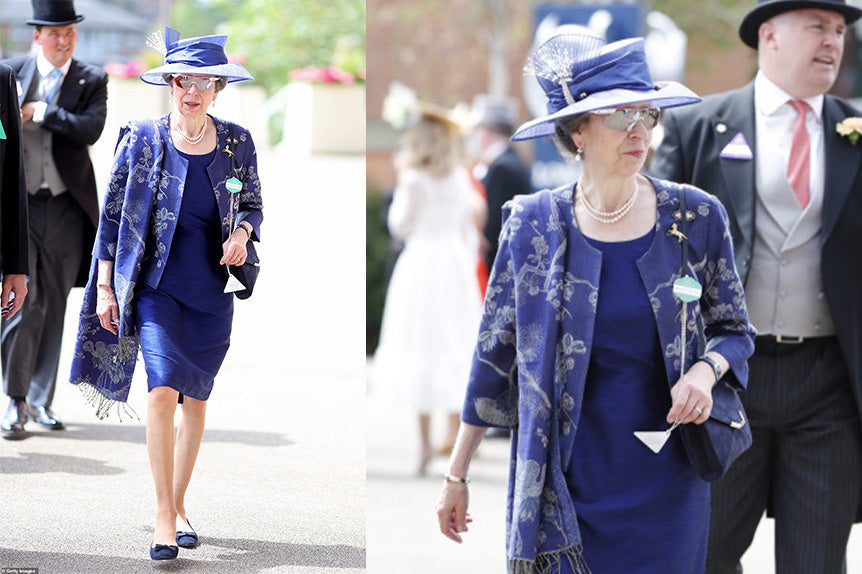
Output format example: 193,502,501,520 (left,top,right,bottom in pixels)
633,431,671,454
634,420,680,454
224,273,246,293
